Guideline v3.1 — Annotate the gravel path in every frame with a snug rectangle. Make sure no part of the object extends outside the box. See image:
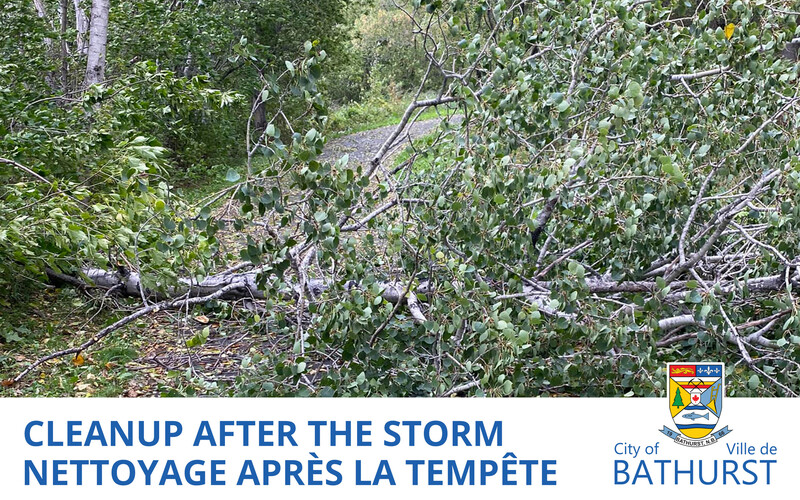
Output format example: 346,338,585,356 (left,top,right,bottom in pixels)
320,118,445,165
